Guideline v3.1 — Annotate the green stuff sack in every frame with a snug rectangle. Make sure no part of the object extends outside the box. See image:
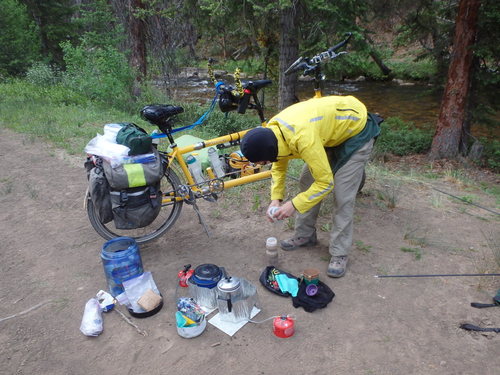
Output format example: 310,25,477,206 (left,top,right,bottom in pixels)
116,123,153,155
